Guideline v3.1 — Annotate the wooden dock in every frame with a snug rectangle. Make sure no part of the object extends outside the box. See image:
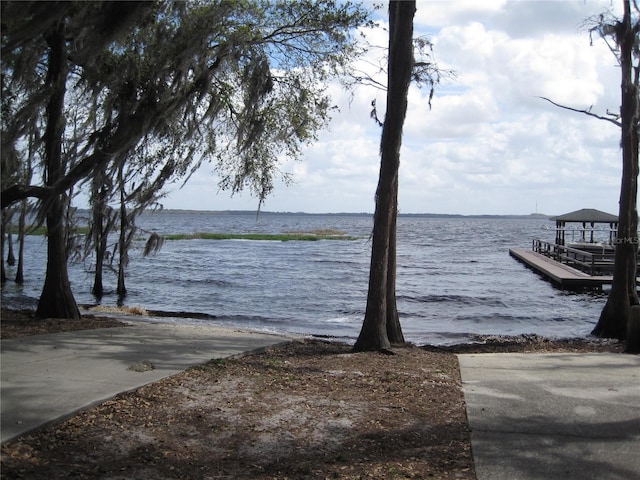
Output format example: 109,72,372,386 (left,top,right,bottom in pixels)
509,248,615,289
